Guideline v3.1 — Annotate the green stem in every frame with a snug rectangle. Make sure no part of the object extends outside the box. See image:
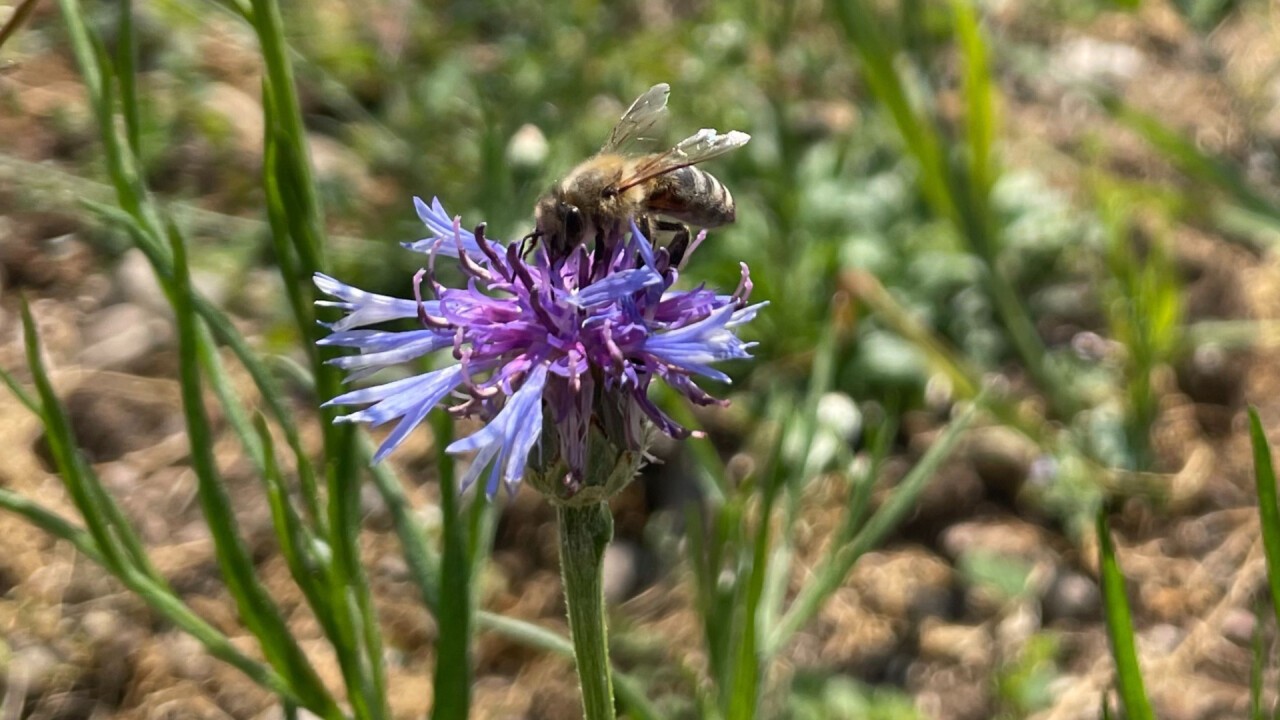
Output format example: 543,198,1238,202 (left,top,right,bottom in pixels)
558,502,616,720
